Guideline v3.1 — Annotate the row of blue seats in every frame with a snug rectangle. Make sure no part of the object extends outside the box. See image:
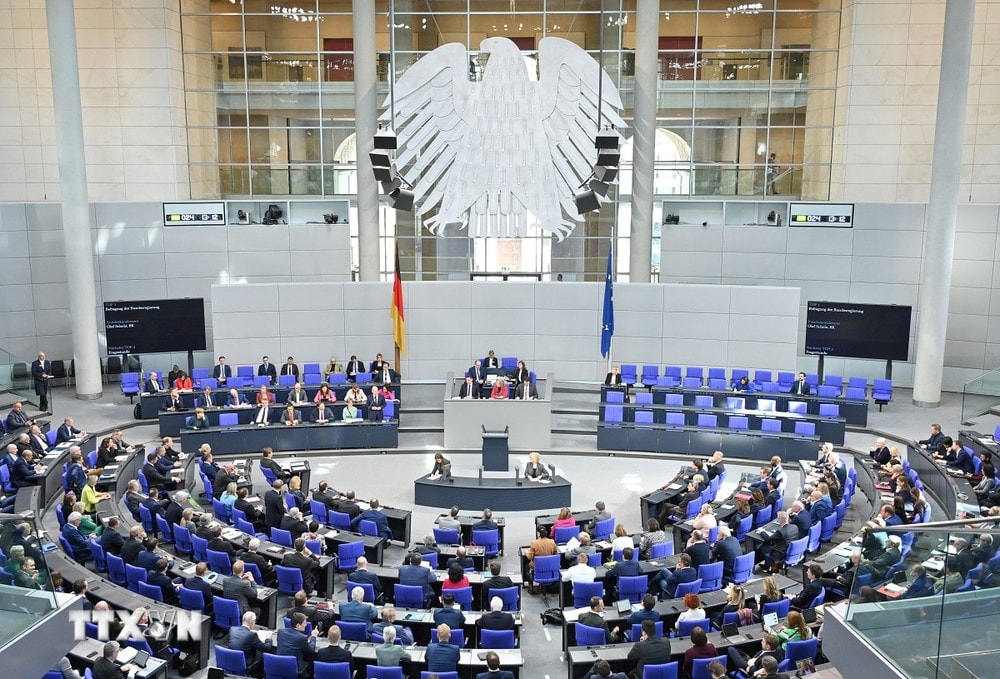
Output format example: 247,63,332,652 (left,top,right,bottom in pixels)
602,407,828,437
120,369,394,399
